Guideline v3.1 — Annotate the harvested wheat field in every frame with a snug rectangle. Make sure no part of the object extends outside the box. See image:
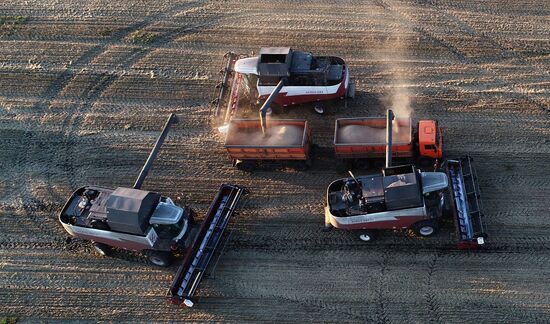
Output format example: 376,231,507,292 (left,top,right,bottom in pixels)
0,0,549,322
